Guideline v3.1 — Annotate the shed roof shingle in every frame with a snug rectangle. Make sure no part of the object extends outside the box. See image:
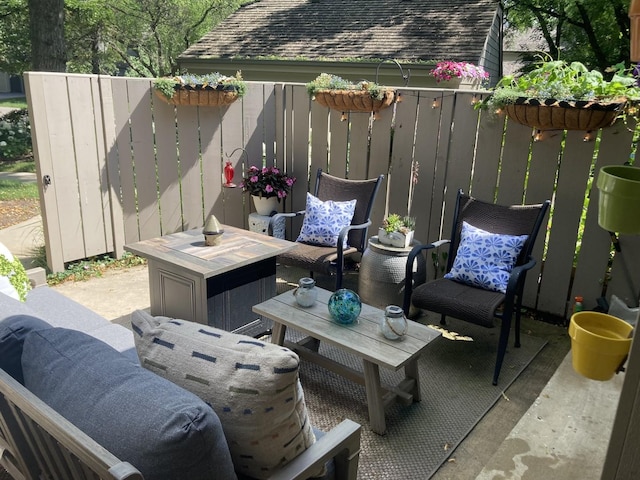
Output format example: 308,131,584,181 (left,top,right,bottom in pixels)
181,0,499,63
